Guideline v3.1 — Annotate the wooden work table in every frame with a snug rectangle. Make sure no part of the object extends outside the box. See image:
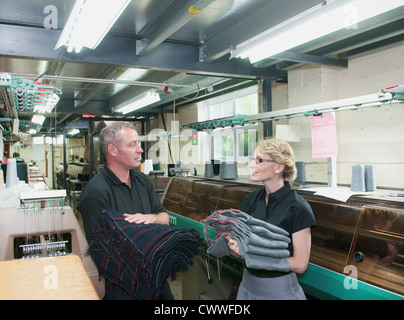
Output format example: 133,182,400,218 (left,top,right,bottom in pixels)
0,255,99,300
